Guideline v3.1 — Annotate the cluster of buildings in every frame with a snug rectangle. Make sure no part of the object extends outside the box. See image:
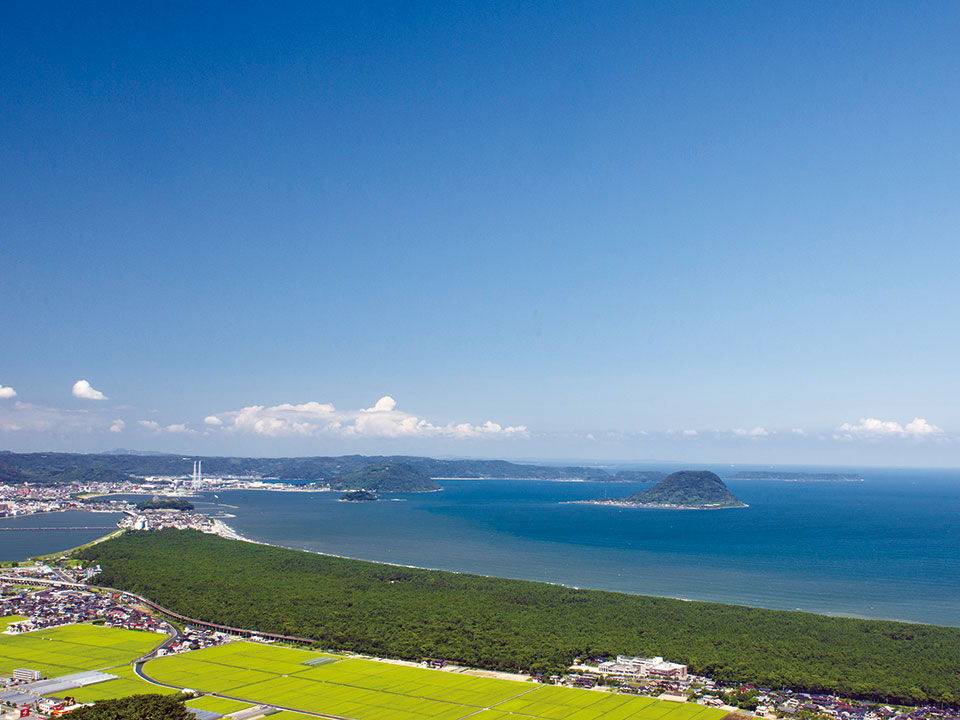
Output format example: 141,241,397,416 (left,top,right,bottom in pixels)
688,686,960,720
566,654,689,692
119,509,216,533
0,480,160,518
0,585,169,636
1,669,128,719
562,656,960,720
154,625,225,657
893,706,960,720
599,655,689,680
